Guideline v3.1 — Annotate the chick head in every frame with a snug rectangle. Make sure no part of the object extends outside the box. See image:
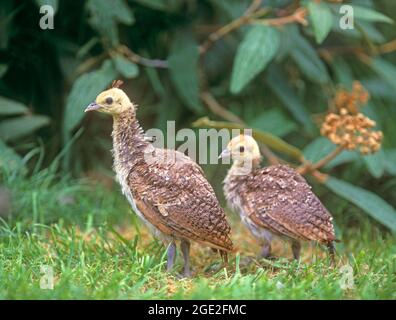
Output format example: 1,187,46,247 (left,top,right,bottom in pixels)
85,88,134,115
219,134,261,166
